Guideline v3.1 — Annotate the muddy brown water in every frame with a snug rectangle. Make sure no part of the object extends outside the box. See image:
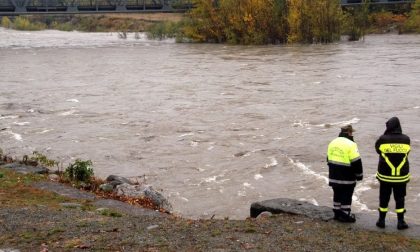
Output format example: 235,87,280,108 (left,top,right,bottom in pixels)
1,28,420,220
